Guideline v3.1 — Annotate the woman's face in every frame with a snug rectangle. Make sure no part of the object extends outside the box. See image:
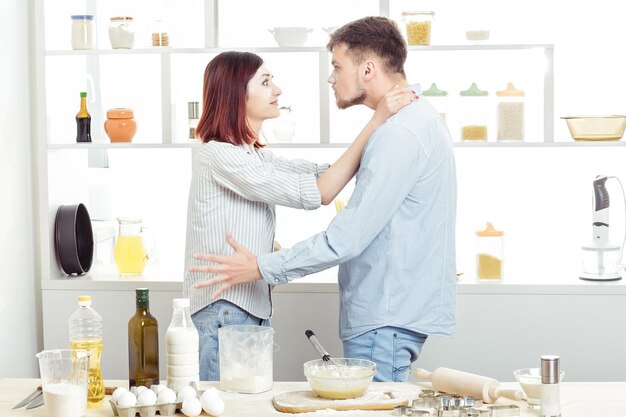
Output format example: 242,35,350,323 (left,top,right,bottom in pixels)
246,64,282,124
